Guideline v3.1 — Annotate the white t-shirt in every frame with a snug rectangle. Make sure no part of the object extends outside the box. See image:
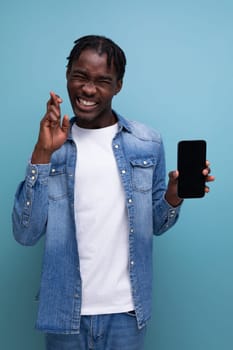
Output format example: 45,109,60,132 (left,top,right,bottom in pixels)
72,123,134,315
